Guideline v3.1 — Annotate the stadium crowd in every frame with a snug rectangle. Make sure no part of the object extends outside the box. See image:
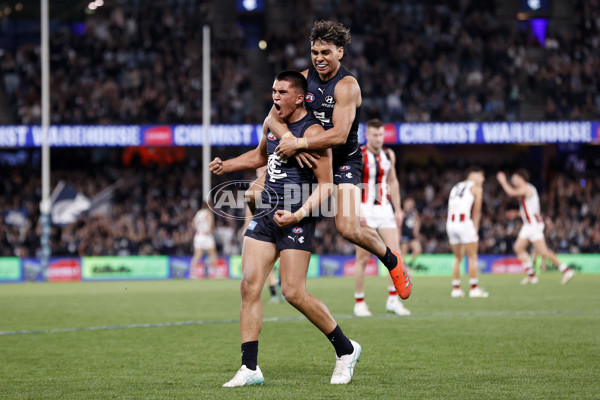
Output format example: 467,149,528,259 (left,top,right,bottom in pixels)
3,0,600,124
1,0,253,125
1,152,598,258
265,0,600,122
